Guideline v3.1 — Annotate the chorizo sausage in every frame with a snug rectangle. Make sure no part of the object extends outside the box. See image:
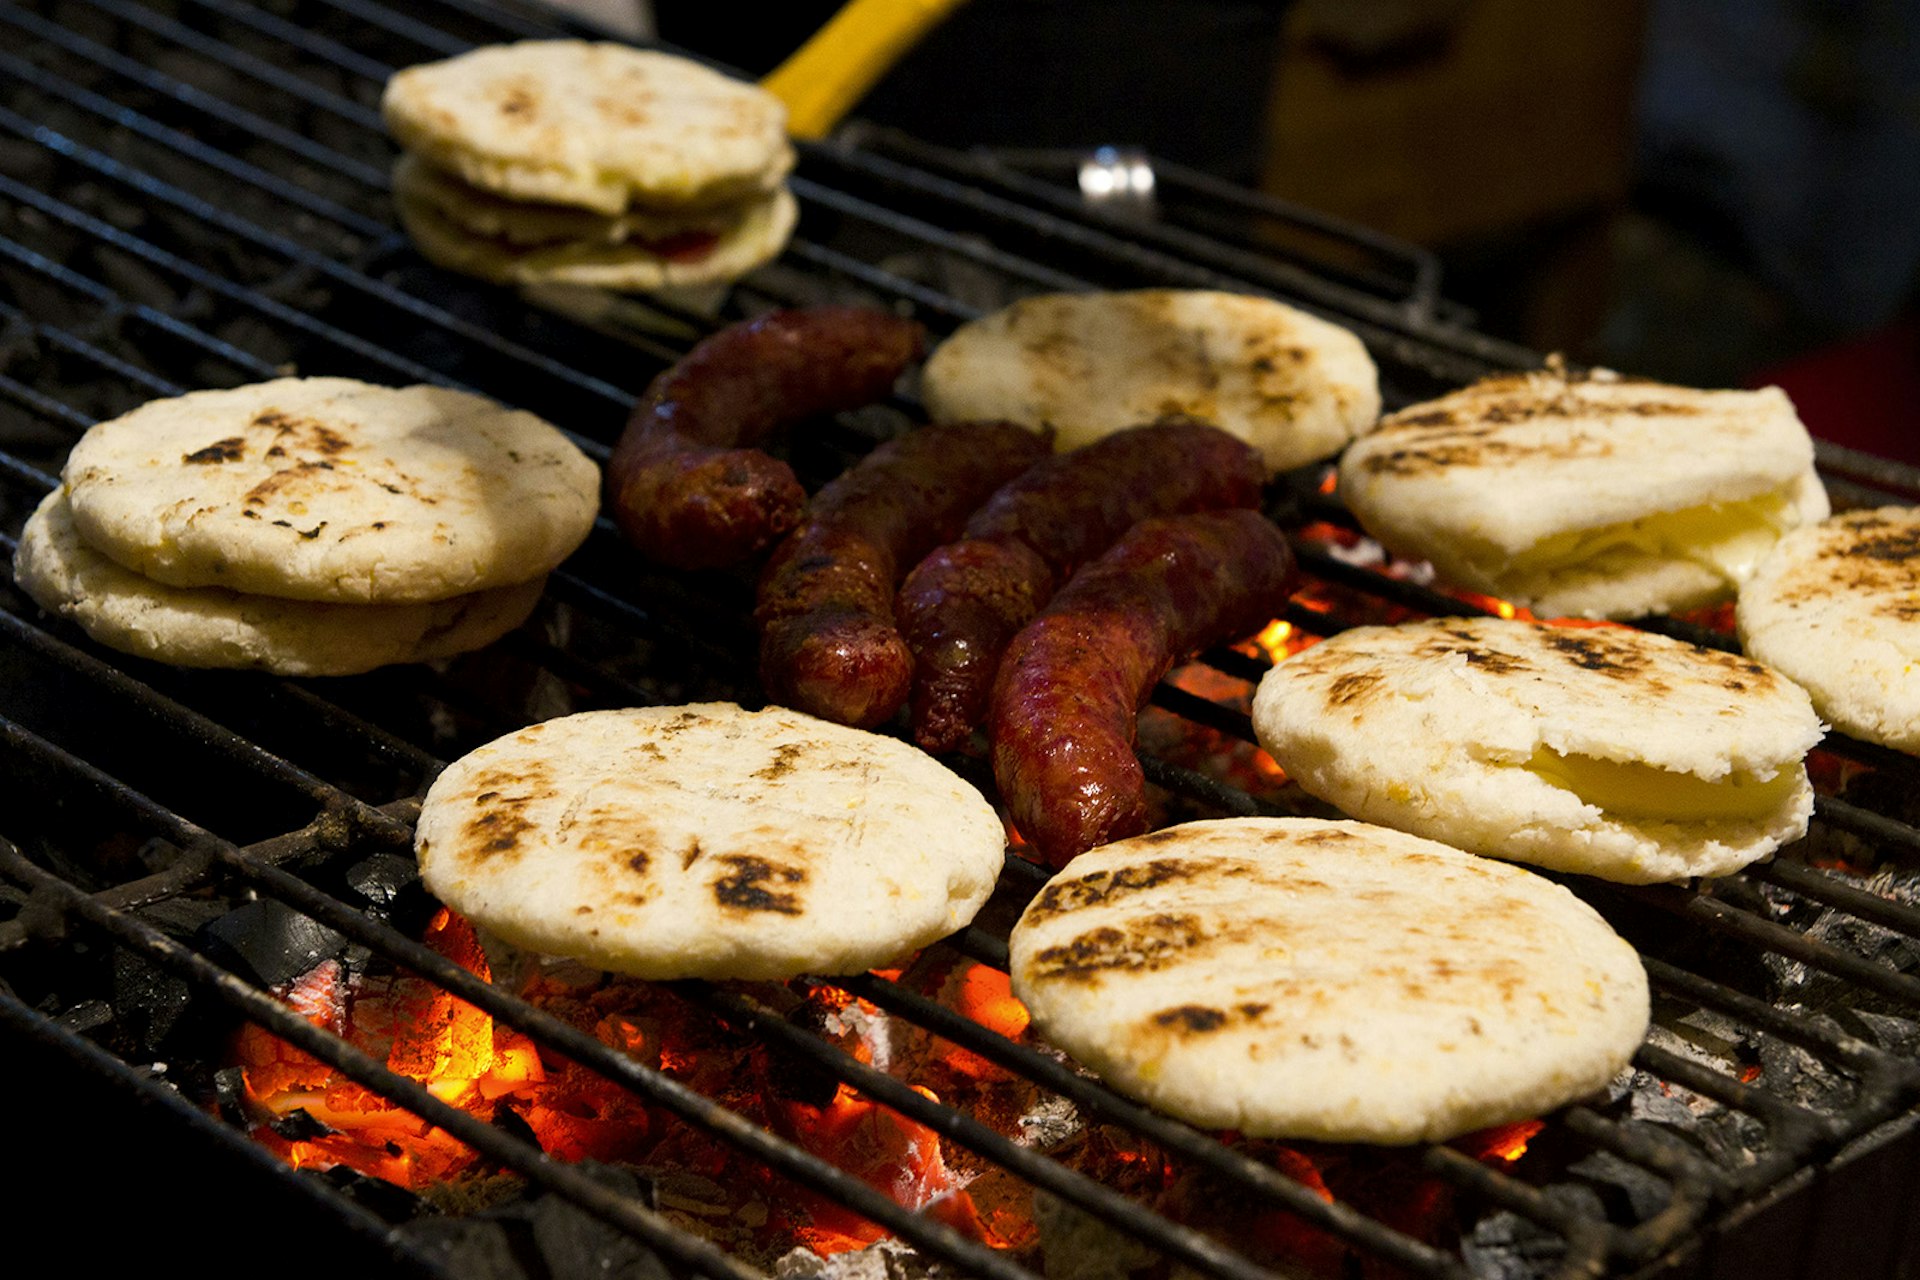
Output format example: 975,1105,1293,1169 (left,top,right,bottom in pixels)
989,508,1297,867
898,421,1266,751
756,420,1049,727
607,307,927,570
